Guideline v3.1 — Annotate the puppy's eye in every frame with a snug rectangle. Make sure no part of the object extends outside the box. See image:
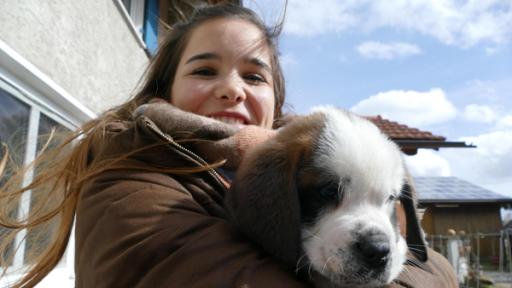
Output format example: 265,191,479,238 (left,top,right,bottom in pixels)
319,184,343,203
320,186,338,199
